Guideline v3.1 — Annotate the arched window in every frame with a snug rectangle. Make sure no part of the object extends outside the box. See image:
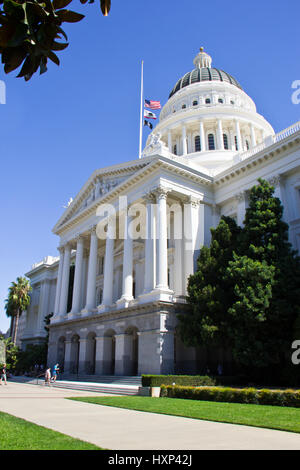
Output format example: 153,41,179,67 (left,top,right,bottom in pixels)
230,100,235,105
182,104,186,109
223,134,229,150
205,98,211,104
173,144,177,155
193,100,198,106
208,134,215,150
218,98,224,104
234,136,239,151
195,135,201,152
